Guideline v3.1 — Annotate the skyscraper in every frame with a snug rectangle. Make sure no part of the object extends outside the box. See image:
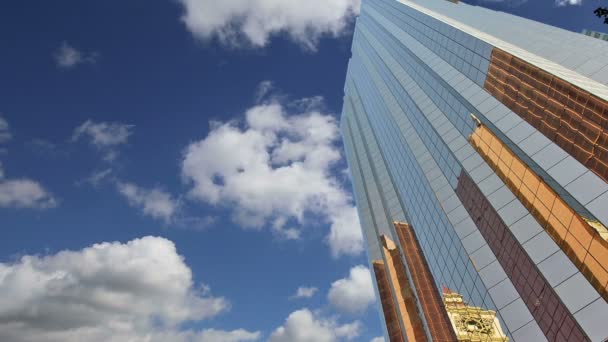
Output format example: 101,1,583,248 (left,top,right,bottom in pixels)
340,0,608,341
